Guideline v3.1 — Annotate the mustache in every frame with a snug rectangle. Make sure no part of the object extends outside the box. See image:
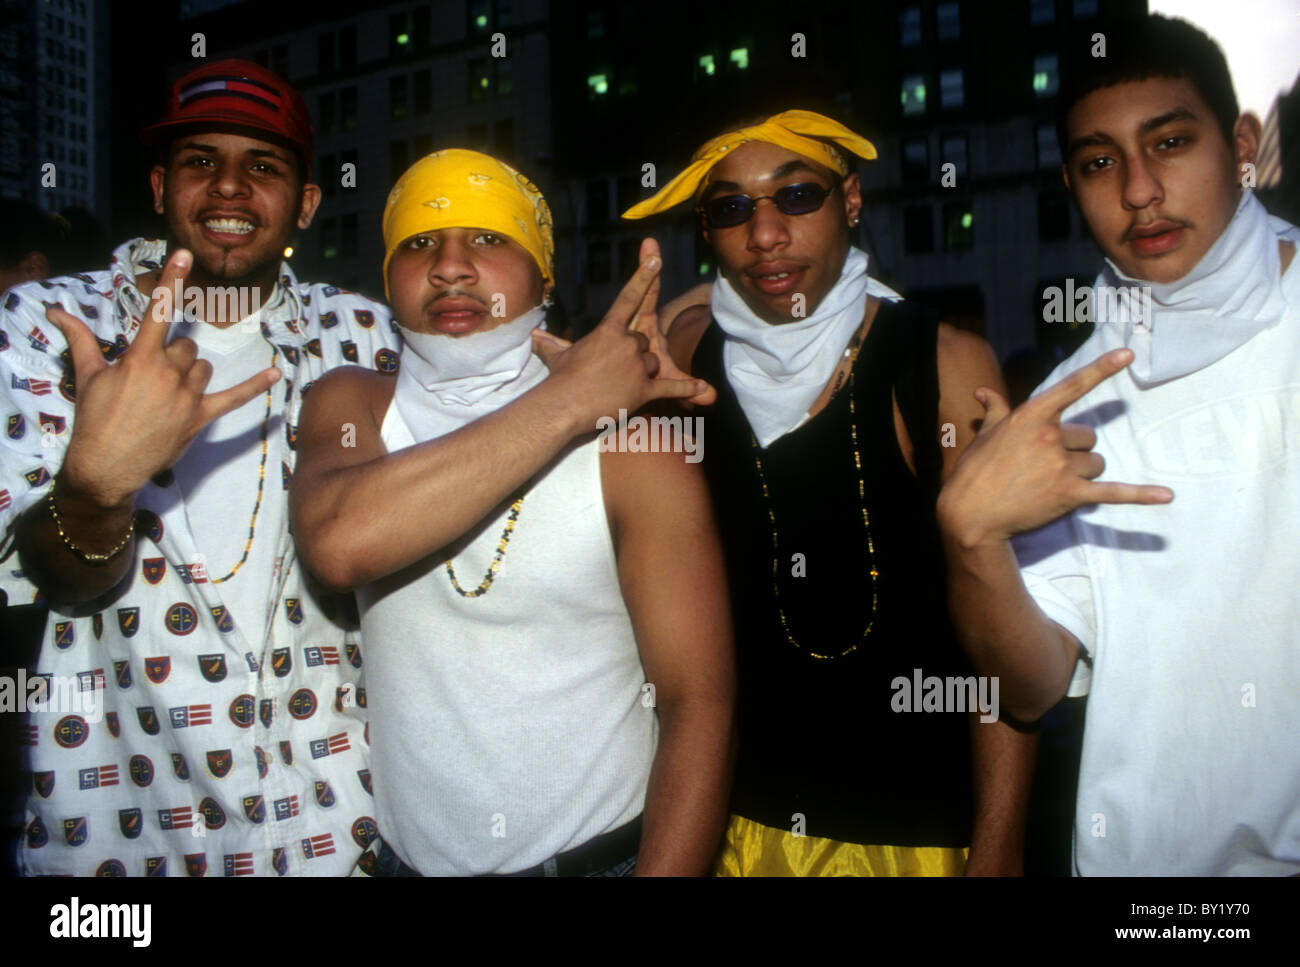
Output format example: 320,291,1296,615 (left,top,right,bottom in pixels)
1121,217,1192,243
